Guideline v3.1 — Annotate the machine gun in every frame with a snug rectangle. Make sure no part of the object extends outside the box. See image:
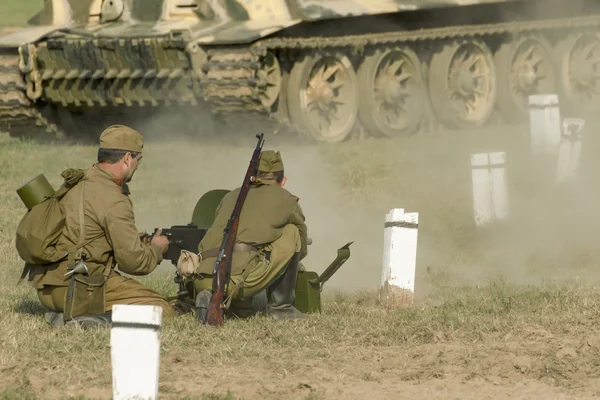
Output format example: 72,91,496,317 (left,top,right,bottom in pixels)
141,224,208,300
142,224,207,264
142,225,316,265
141,183,354,318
